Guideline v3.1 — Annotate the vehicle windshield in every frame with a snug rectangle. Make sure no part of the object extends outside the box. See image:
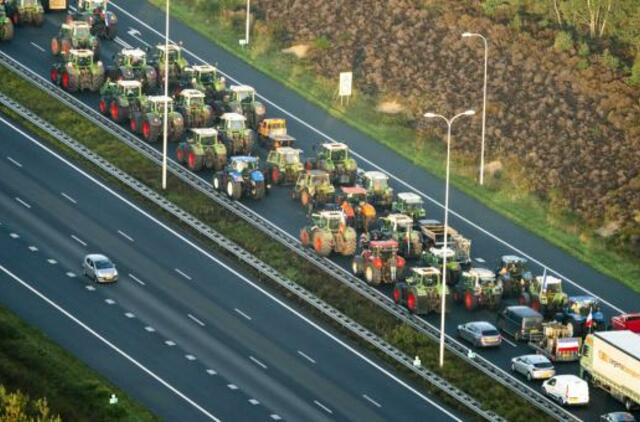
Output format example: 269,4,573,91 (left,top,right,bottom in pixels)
544,283,562,293
166,50,178,62
236,90,254,102
405,201,423,212
22,0,39,6
188,96,204,107
201,135,215,146
77,55,92,67
232,160,248,172
312,174,329,185
478,274,495,285
330,148,347,161
506,262,524,275
74,26,90,39
573,301,599,315
154,101,172,113
282,151,300,164
130,55,143,66
227,118,244,131
482,329,500,336
533,362,553,369
523,317,542,328
95,260,113,270
371,177,388,191
327,217,342,231
199,71,214,84
124,87,140,97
